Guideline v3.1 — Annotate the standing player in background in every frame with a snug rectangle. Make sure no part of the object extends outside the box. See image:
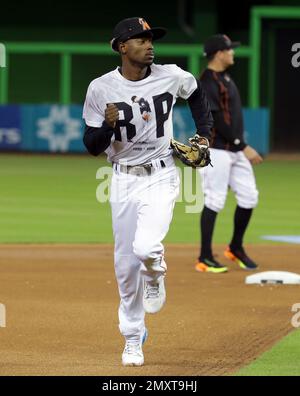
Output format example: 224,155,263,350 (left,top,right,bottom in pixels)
83,17,213,366
195,34,263,274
